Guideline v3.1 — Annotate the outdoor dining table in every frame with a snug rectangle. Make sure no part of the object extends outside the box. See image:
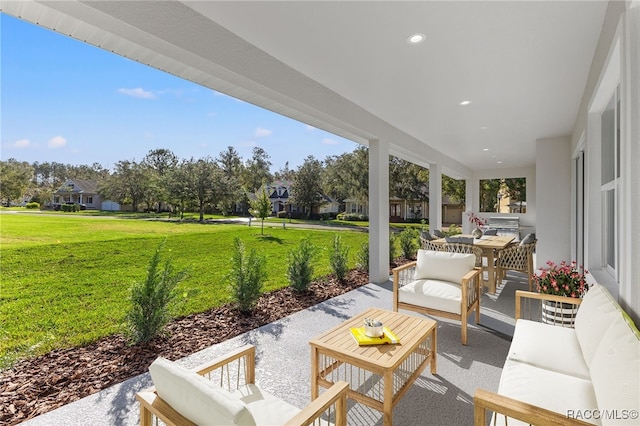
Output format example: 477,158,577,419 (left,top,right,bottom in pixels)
431,234,515,294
